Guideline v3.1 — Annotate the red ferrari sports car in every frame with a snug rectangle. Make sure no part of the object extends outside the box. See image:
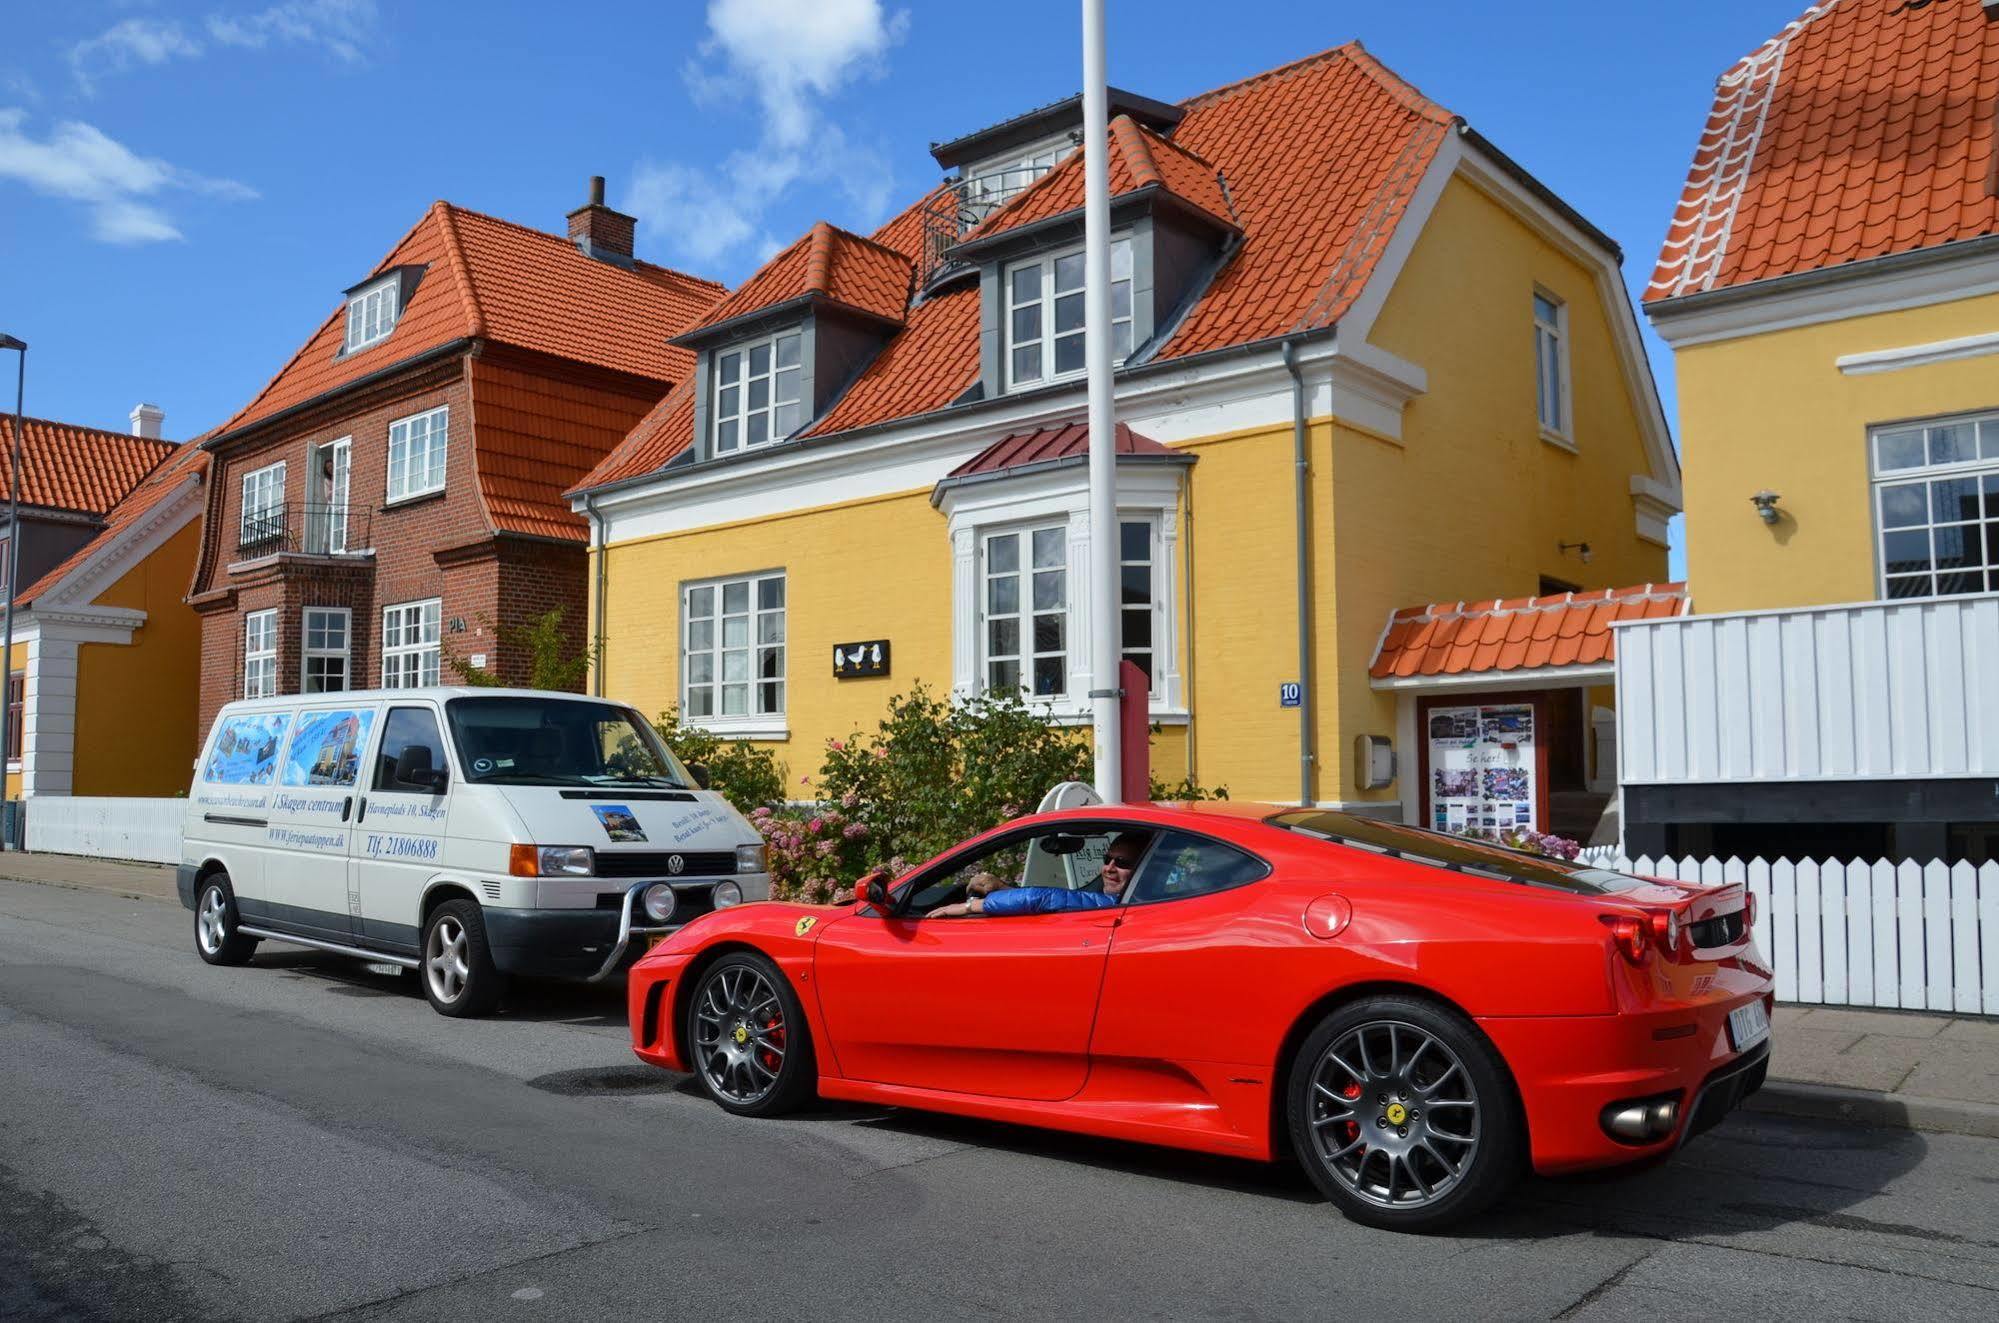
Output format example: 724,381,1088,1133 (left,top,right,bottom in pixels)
627,801,1773,1231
